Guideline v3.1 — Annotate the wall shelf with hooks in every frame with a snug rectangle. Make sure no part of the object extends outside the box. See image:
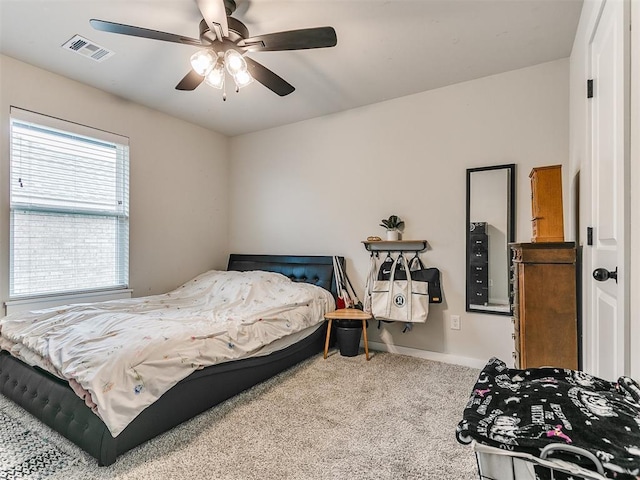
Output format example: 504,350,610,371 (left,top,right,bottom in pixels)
362,240,428,253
